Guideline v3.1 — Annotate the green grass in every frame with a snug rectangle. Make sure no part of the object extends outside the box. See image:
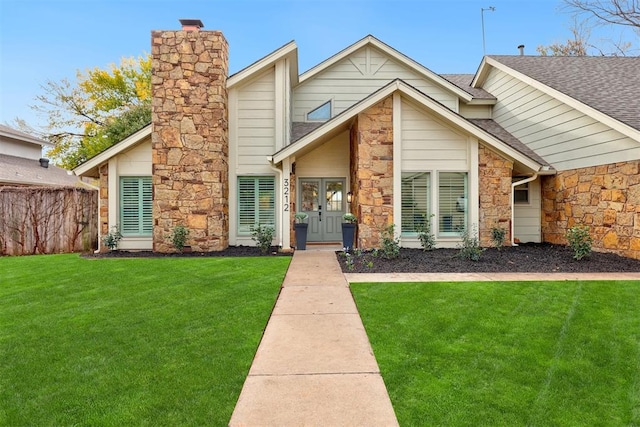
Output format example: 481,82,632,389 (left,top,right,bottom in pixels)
351,280,640,426
0,254,290,426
